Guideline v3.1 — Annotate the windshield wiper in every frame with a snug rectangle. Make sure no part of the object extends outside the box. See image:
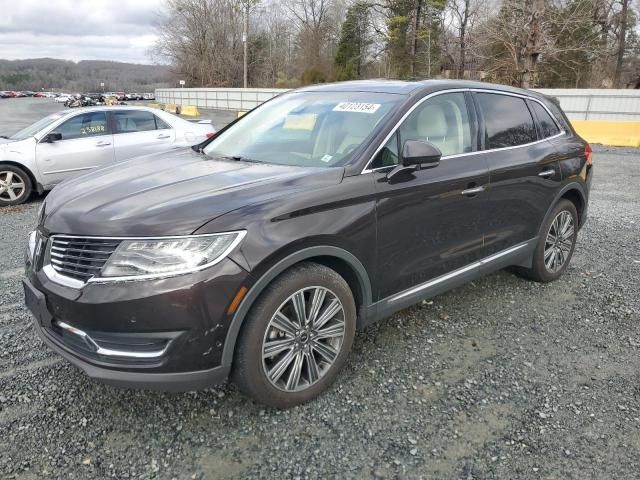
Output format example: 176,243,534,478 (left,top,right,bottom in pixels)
223,155,261,163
